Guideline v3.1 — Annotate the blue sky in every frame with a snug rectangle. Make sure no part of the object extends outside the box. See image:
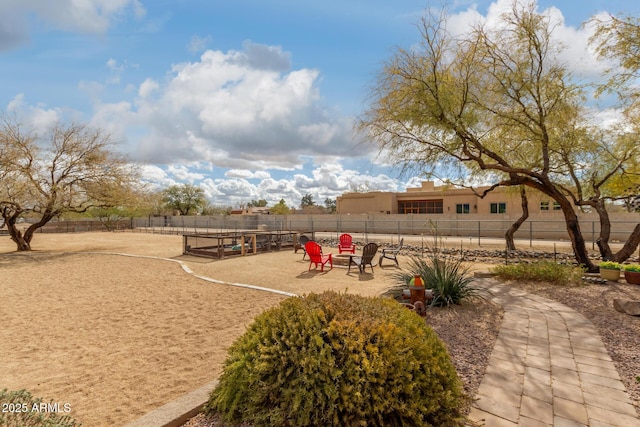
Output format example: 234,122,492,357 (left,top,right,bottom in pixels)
1,0,638,208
